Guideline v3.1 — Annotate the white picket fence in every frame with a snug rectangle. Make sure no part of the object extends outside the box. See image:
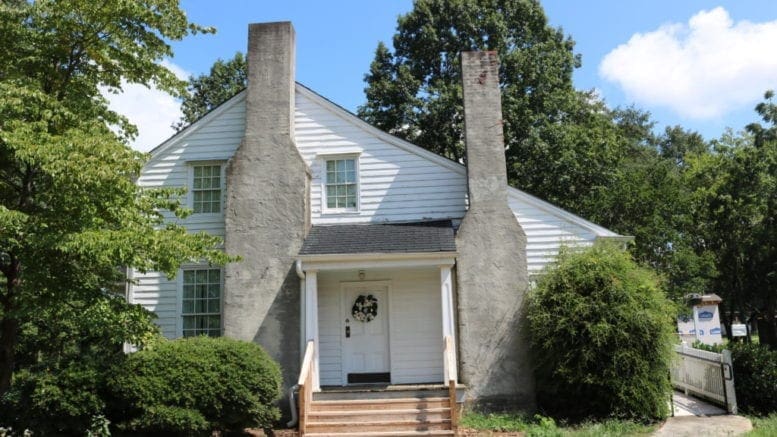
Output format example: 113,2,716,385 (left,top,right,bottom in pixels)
670,343,737,414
